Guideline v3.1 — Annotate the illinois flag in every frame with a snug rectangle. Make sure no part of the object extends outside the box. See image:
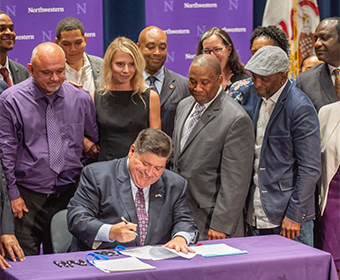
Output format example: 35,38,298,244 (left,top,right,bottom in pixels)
262,0,320,78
